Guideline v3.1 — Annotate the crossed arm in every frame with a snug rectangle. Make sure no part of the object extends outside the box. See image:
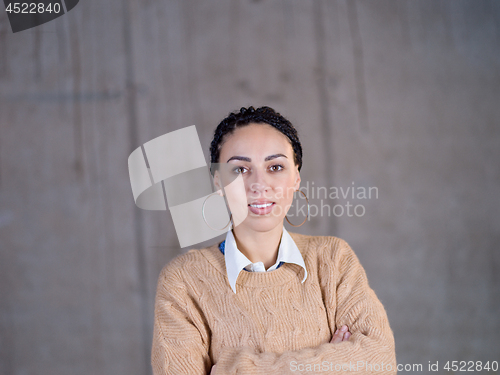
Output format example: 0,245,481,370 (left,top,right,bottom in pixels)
210,325,352,374
208,240,396,374
152,240,396,375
